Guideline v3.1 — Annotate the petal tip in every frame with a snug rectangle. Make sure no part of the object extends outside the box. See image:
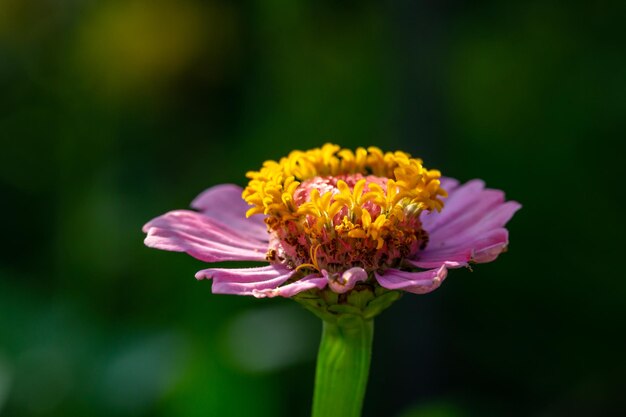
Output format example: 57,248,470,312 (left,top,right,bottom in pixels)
327,267,368,294
251,288,276,298
195,270,208,280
